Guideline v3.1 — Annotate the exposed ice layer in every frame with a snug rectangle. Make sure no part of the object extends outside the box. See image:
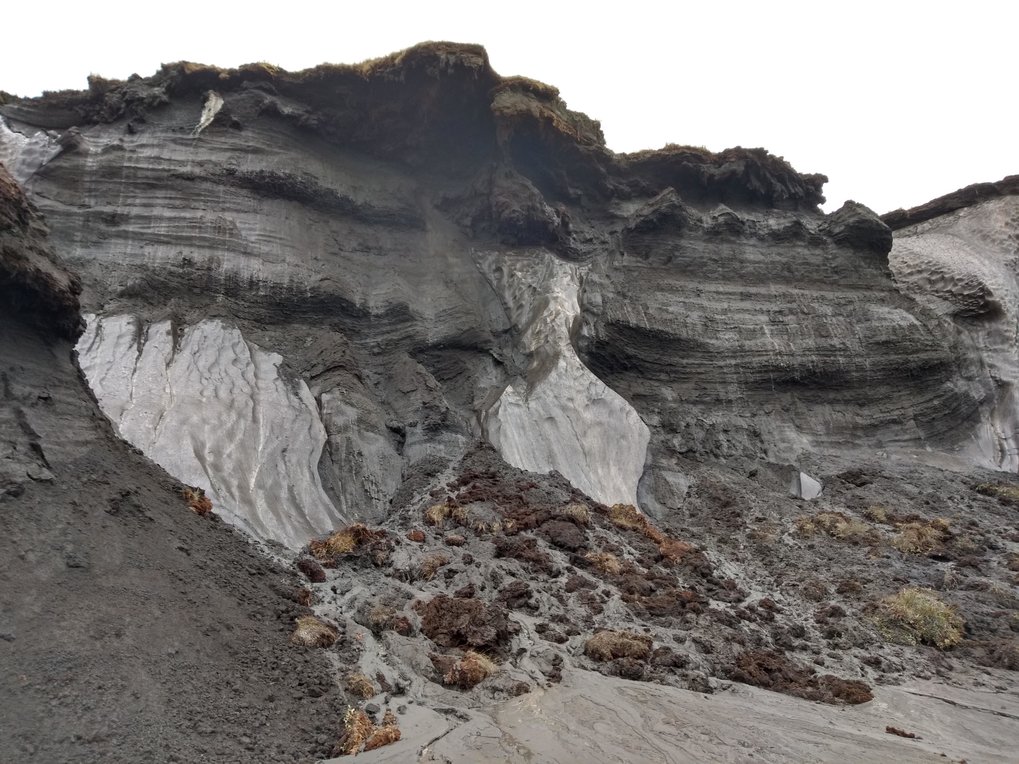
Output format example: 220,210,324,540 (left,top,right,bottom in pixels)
77,314,343,548
789,471,822,500
192,91,224,136
483,252,650,506
890,196,1019,471
0,118,61,184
